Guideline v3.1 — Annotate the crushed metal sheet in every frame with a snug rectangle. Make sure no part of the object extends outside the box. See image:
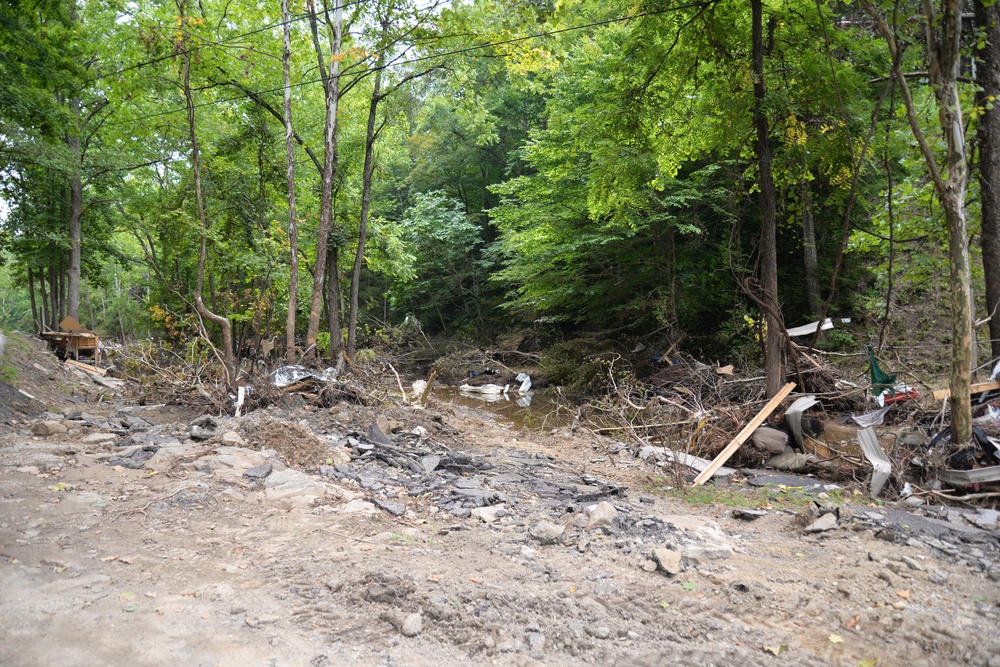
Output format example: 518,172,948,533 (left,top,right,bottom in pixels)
637,446,736,477
851,405,892,428
784,395,820,449
270,365,339,388
939,465,1000,485
858,426,891,496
